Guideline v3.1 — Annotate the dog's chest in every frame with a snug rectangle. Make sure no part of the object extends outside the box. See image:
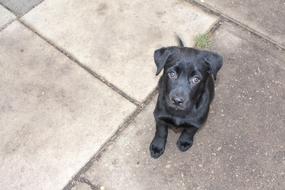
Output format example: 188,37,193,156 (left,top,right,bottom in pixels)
169,126,184,133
